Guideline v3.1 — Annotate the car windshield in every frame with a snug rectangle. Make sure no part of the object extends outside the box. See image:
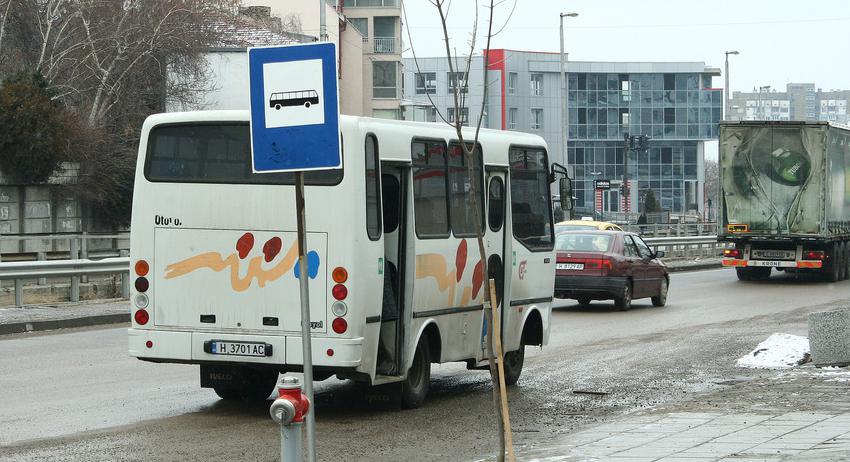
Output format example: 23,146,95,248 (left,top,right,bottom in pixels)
555,224,596,232
556,233,613,252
